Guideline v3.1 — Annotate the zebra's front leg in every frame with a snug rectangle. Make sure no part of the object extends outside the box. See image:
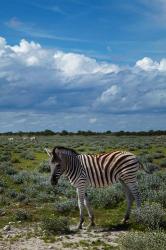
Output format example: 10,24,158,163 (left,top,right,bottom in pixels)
84,193,95,228
77,187,85,229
